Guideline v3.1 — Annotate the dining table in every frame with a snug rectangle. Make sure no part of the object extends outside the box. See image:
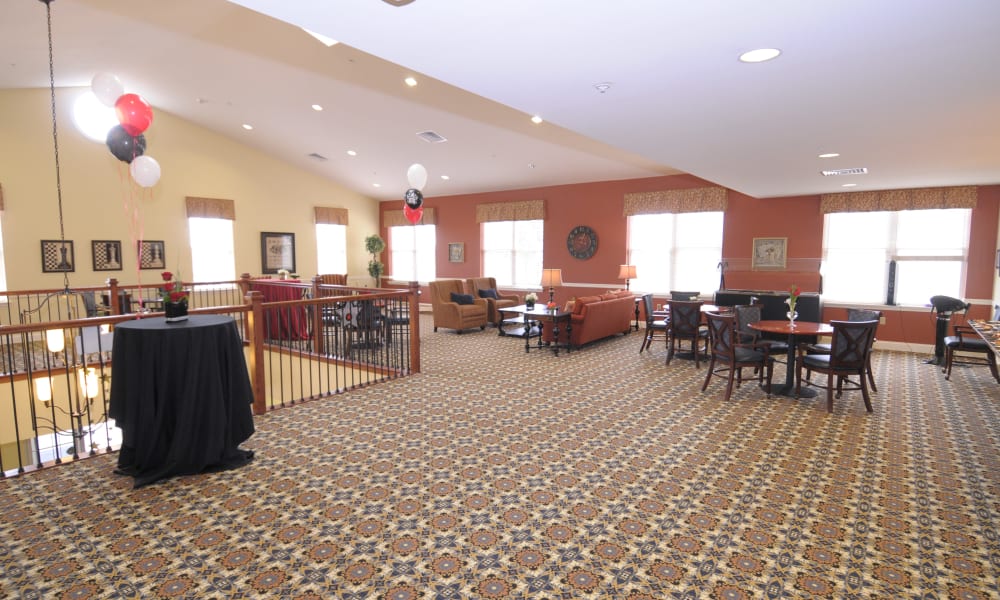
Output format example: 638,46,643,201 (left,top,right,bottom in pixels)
249,279,311,341
748,319,834,397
